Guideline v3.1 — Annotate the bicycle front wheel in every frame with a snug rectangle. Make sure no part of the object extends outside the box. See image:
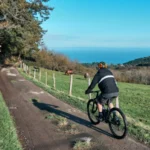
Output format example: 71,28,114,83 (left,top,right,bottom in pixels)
108,107,127,139
87,99,100,125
